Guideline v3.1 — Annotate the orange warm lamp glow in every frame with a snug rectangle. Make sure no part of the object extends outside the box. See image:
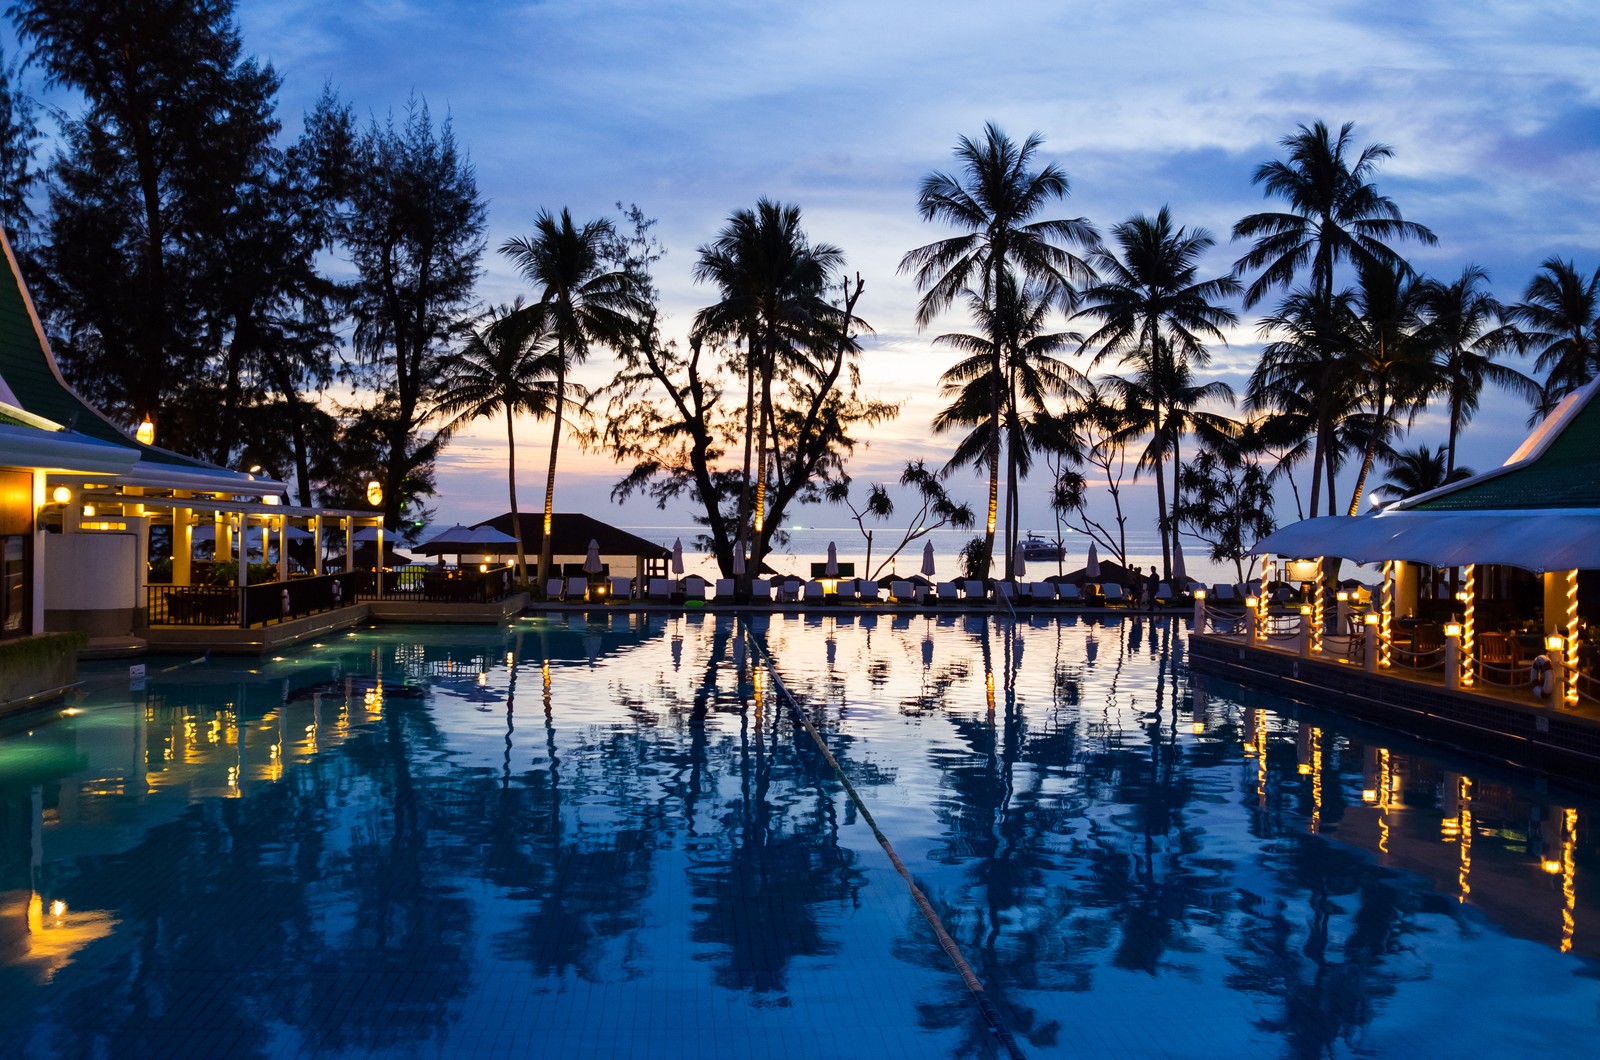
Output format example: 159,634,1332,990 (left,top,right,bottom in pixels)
1546,634,1565,652
135,416,155,445
50,485,71,504
1445,622,1463,638
365,480,383,506
1194,589,1207,601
